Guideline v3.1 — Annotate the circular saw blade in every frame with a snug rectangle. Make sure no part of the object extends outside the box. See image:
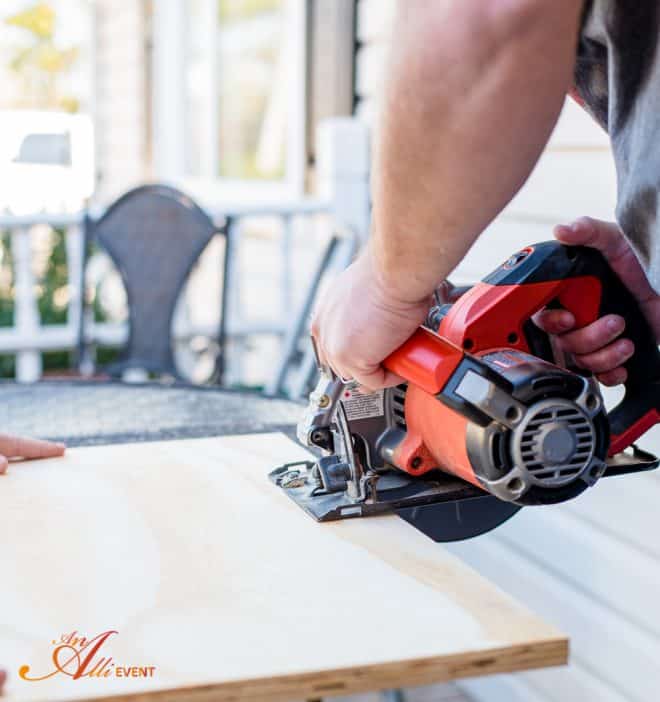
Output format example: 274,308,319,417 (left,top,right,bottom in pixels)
396,494,521,542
